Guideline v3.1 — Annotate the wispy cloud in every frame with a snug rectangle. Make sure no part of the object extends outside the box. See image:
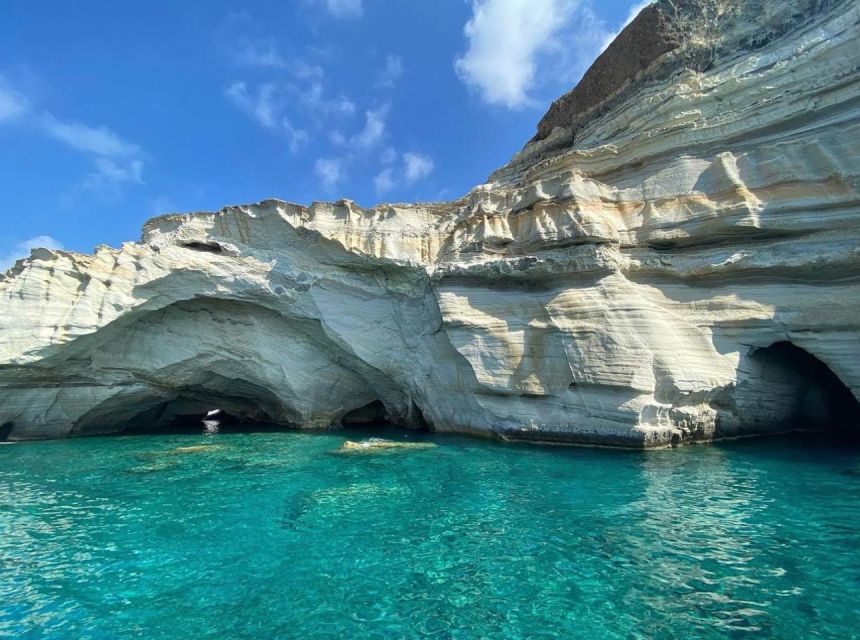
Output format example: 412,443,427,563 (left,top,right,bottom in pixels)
0,75,28,123
374,151,435,196
314,157,343,189
225,81,279,128
232,37,289,68
0,77,147,198
376,55,404,89
333,104,388,151
0,235,63,272
225,81,309,152
310,0,363,19
374,168,396,195
225,43,356,153
351,106,387,148
40,113,141,158
229,35,328,83
403,152,434,184
83,157,144,197
301,81,355,117
455,0,611,109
